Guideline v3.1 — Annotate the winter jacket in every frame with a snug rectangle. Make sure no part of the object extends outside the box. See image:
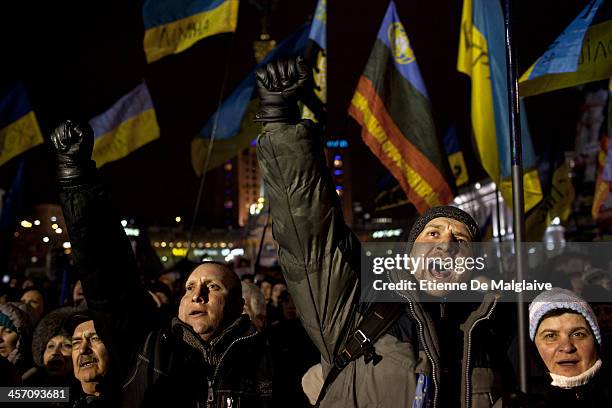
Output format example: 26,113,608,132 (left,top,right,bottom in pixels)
529,365,612,407
256,121,516,408
59,178,272,407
